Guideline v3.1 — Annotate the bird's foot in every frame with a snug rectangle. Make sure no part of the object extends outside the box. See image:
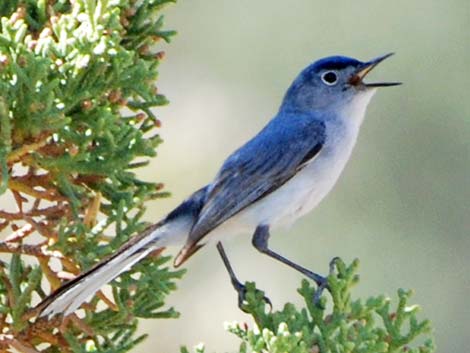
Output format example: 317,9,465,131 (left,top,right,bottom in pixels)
232,280,272,313
312,257,340,307
313,276,329,306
